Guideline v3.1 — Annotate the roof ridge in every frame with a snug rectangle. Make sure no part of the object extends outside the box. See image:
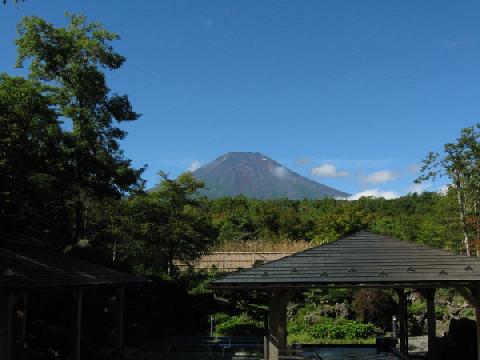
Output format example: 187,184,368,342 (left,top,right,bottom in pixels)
211,230,366,283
